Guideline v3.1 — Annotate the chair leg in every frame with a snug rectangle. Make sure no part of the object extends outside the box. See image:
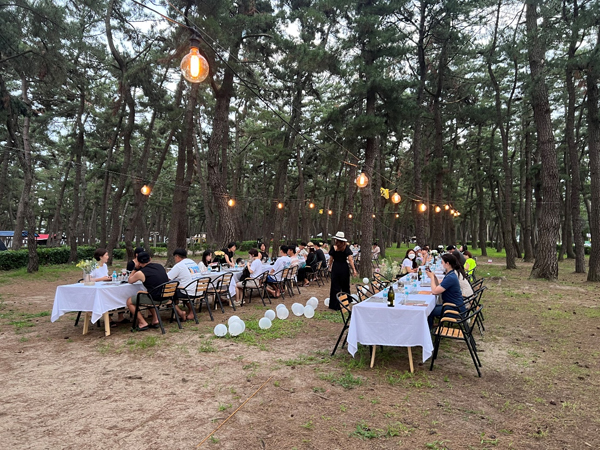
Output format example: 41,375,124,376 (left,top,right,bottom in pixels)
172,303,183,329
75,311,82,326
203,295,214,321
214,293,226,313
189,300,199,324
131,302,140,331
331,325,348,356
155,306,165,334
